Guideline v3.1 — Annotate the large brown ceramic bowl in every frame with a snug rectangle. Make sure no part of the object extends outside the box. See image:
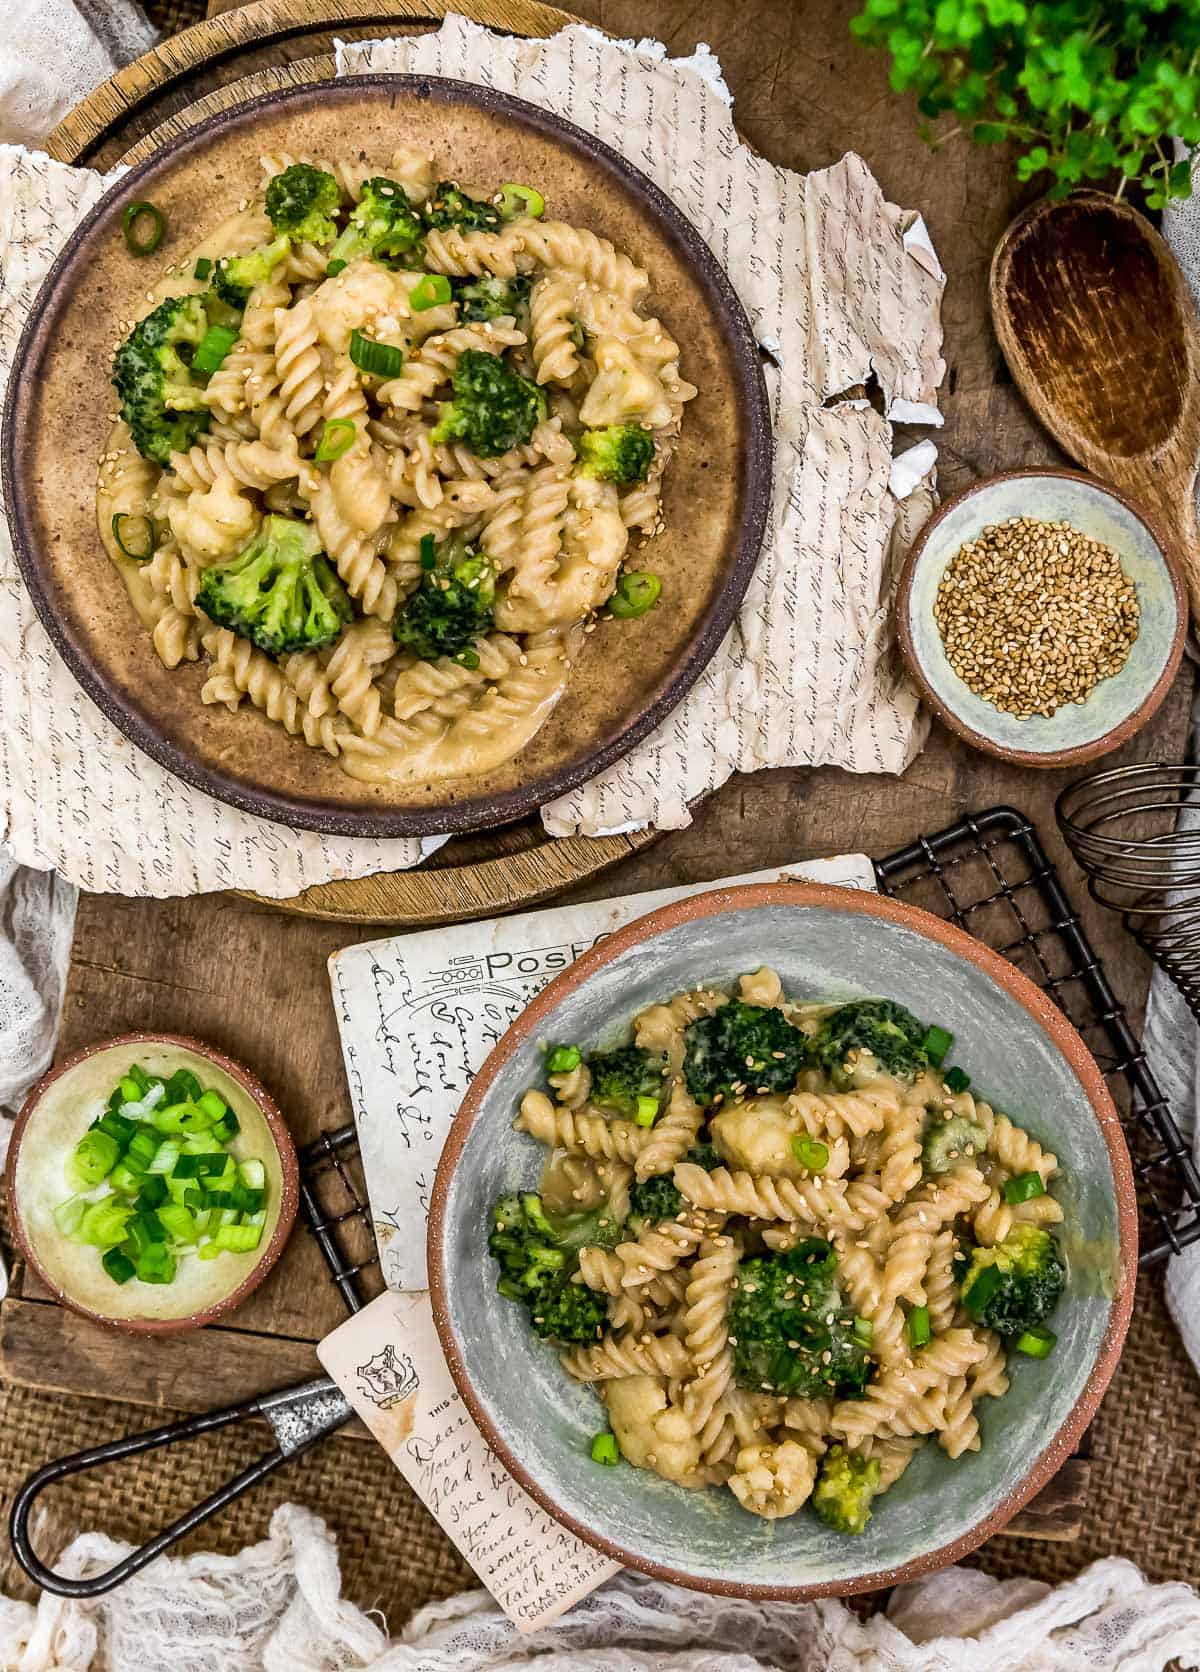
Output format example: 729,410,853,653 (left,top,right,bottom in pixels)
7,1033,298,1334
428,881,1137,1597
2,76,771,837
